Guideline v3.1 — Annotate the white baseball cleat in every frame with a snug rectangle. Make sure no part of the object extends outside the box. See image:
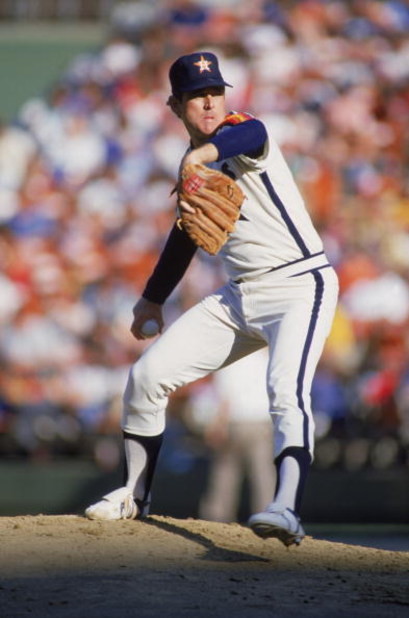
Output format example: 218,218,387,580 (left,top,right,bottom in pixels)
248,503,305,547
85,487,138,521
